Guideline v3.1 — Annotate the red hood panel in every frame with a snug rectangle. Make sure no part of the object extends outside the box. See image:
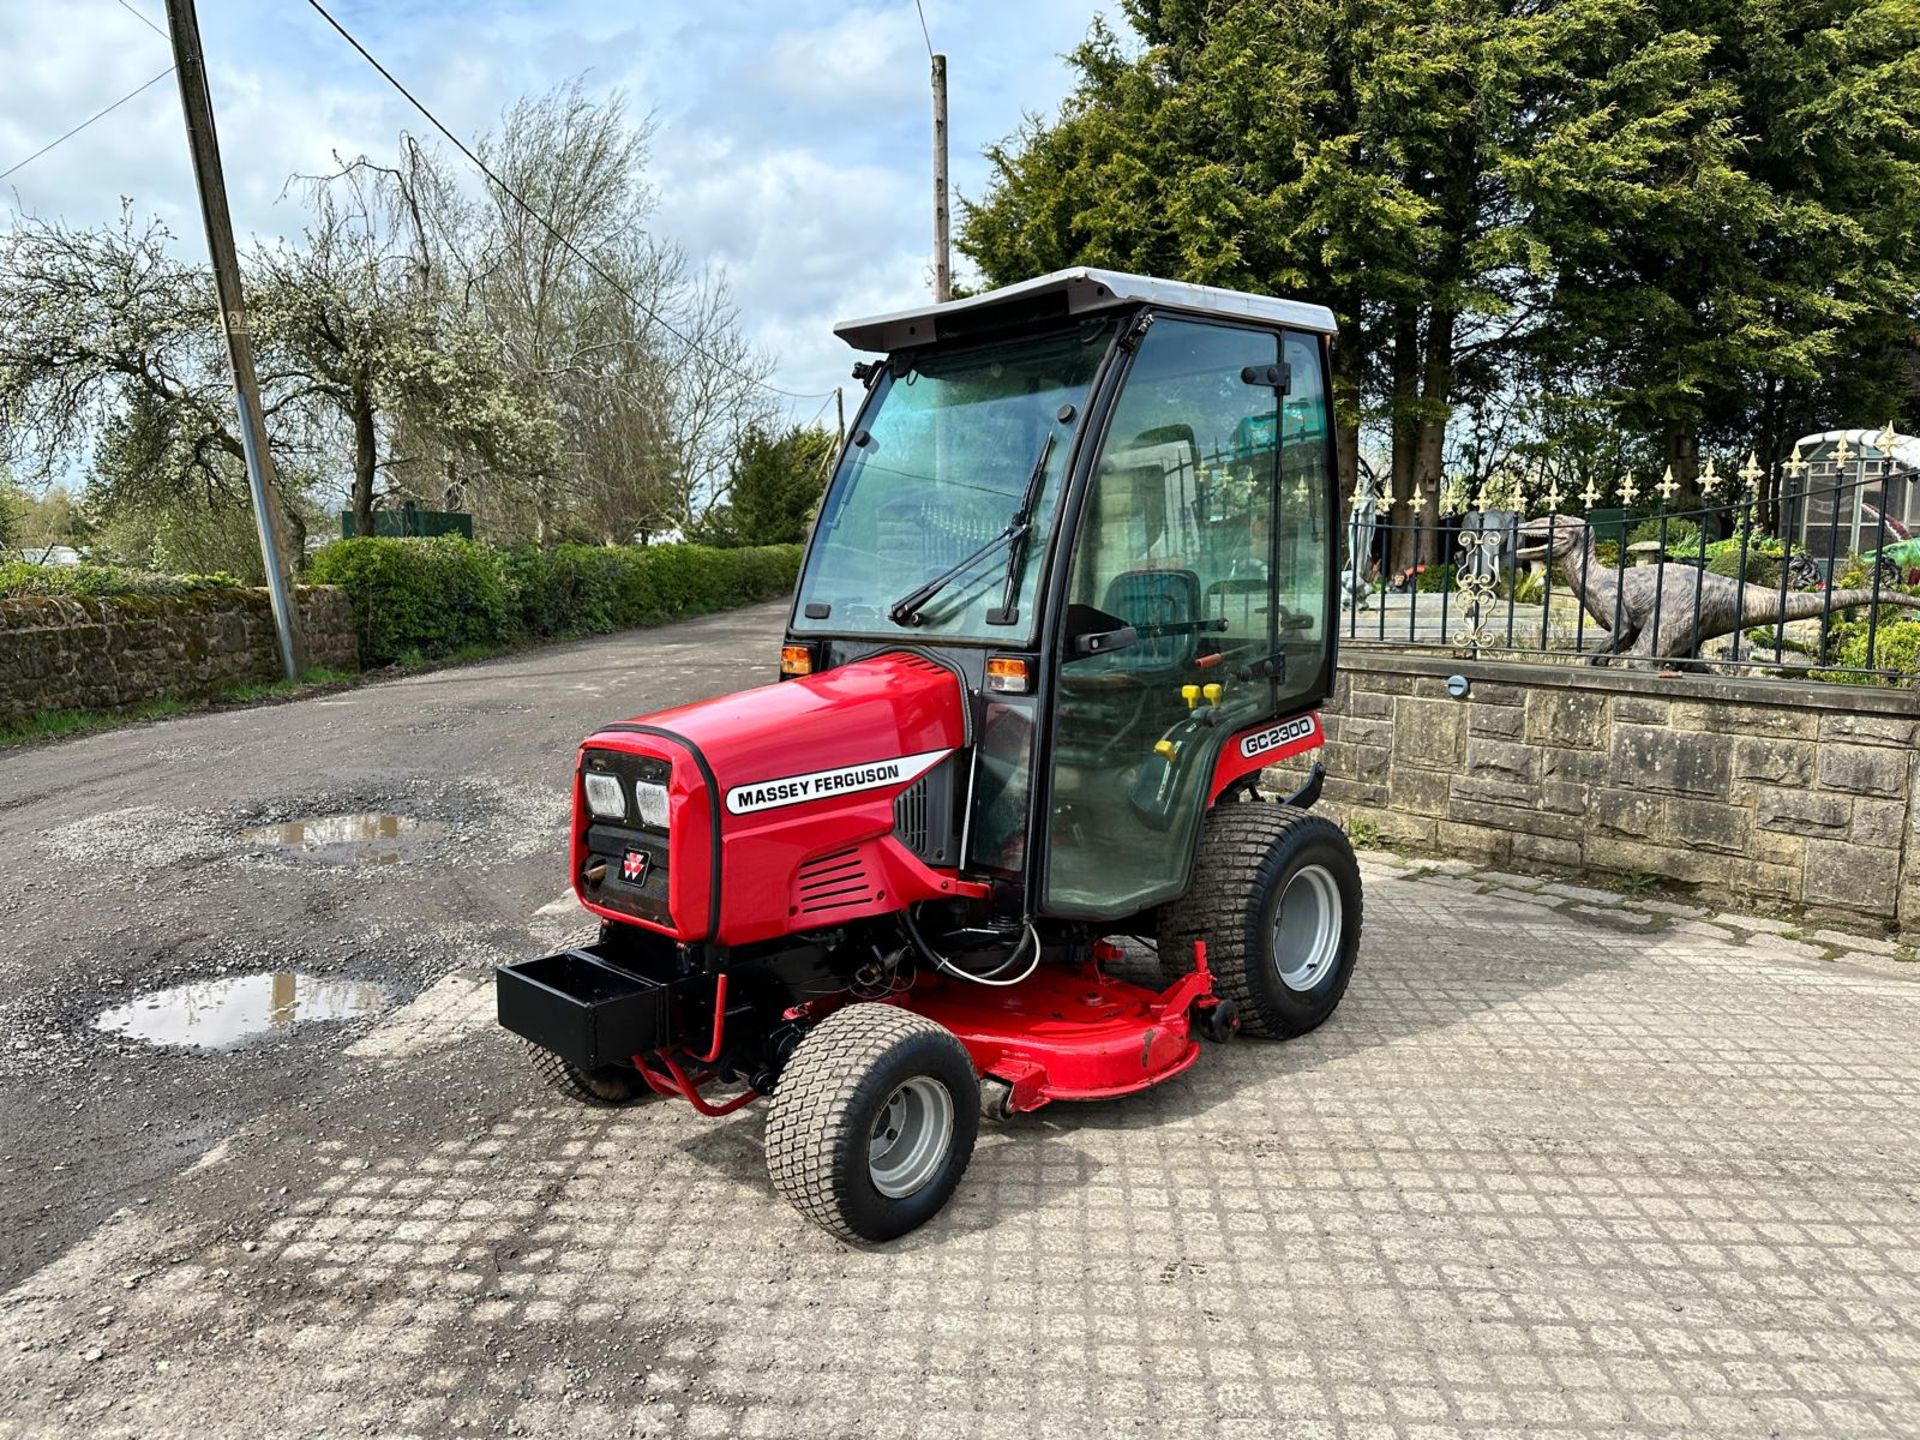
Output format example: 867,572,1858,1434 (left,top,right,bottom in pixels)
619,651,967,792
